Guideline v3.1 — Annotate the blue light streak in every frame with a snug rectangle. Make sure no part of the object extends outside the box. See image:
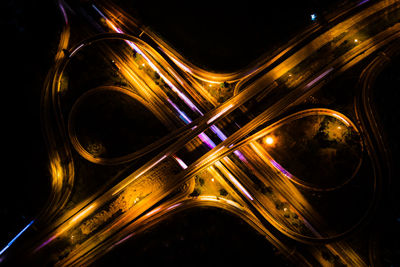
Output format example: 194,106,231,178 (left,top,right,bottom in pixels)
0,220,34,256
